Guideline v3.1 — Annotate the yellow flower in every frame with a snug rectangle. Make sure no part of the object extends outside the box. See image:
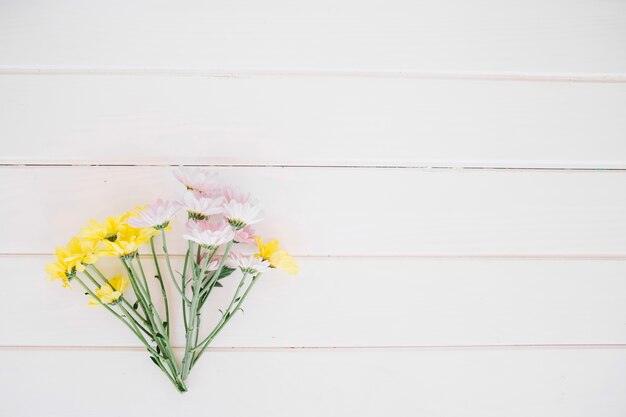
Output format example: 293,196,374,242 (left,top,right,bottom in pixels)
45,237,99,287
53,237,99,272
45,258,72,287
253,236,299,275
80,215,126,242
88,275,129,306
99,224,158,257
80,212,135,243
